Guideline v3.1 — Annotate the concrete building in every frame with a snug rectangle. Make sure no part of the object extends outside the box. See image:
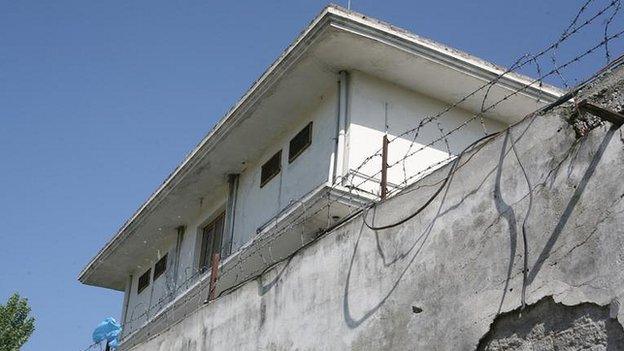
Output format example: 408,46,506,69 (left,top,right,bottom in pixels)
78,5,564,349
